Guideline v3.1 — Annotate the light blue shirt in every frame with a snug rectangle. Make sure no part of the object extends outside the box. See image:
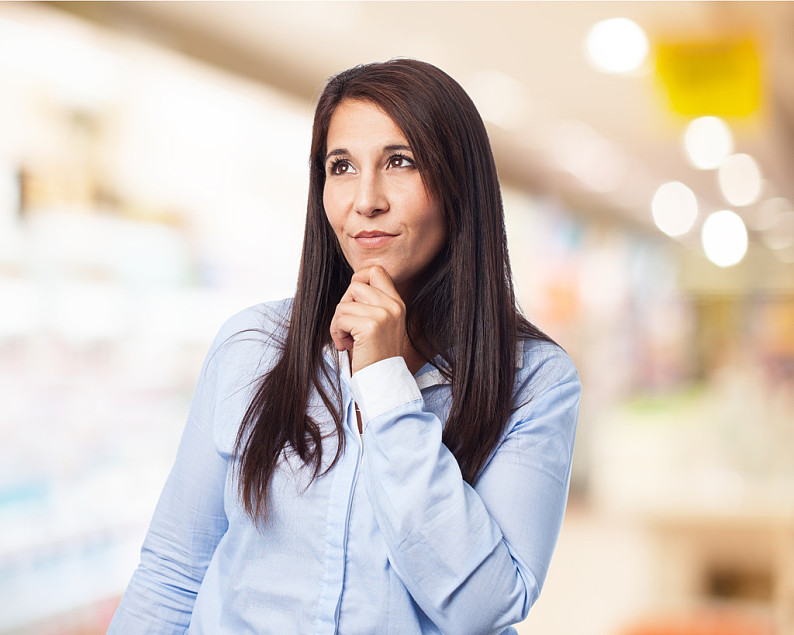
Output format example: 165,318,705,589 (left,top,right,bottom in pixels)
109,299,580,634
